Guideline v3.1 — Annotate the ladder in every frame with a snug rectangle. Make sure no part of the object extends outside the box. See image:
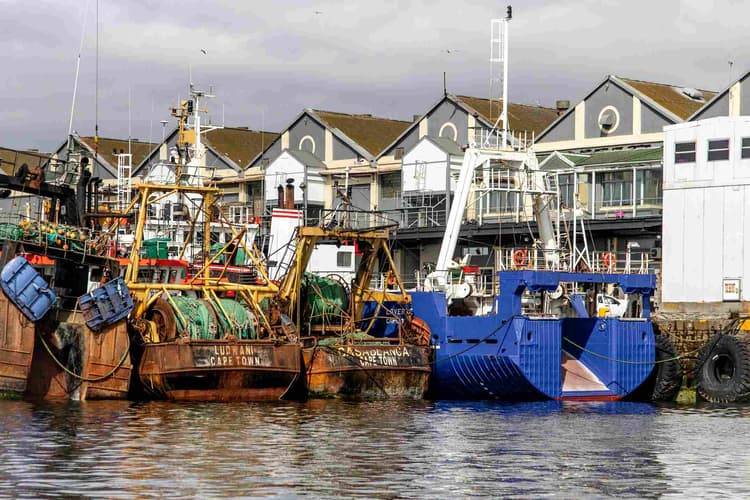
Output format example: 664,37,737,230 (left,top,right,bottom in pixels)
116,154,132,212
